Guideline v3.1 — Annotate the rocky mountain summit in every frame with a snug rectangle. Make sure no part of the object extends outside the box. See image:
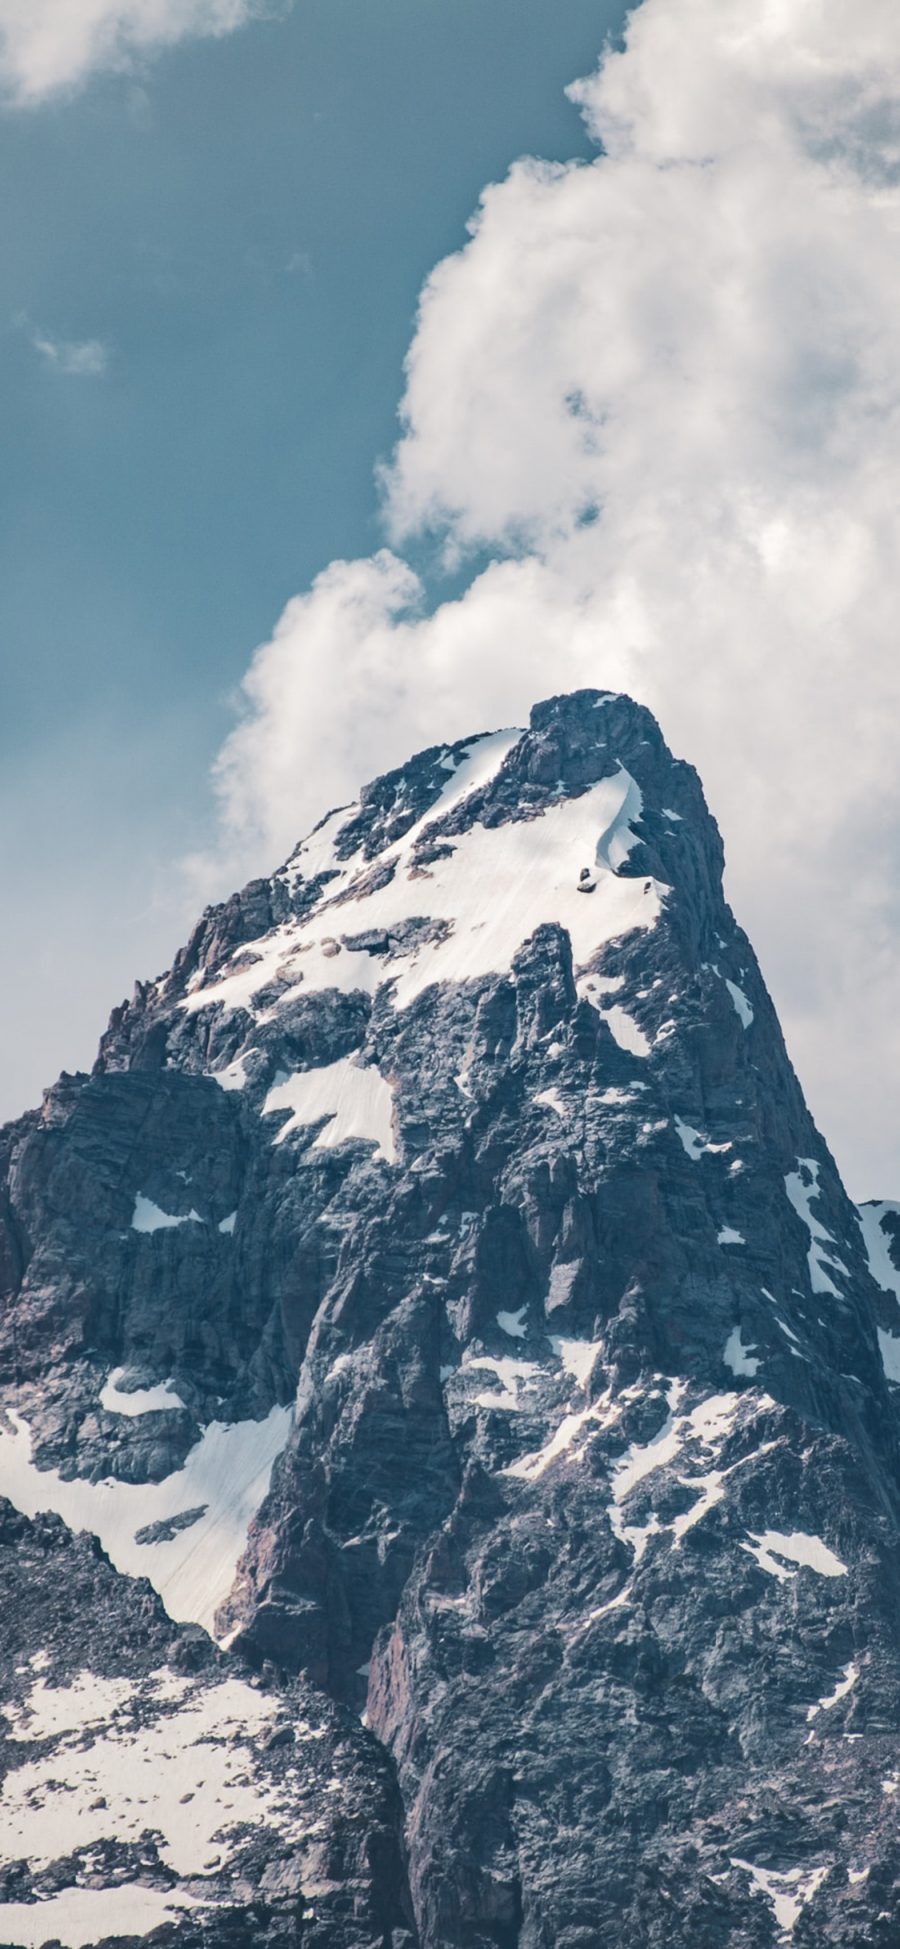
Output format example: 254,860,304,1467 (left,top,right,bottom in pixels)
3,688,900,1947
